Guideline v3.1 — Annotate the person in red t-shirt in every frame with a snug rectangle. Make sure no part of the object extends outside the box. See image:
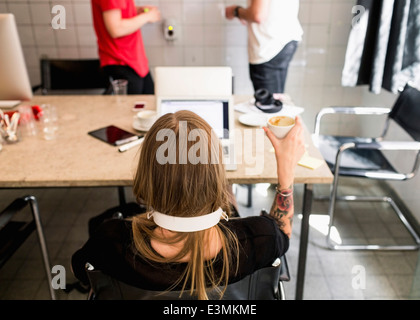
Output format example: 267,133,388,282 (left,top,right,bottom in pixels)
91,0,161,94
